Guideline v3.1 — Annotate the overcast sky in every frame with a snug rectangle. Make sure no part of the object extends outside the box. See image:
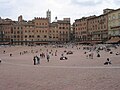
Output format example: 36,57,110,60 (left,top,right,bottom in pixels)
0,0,120,23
